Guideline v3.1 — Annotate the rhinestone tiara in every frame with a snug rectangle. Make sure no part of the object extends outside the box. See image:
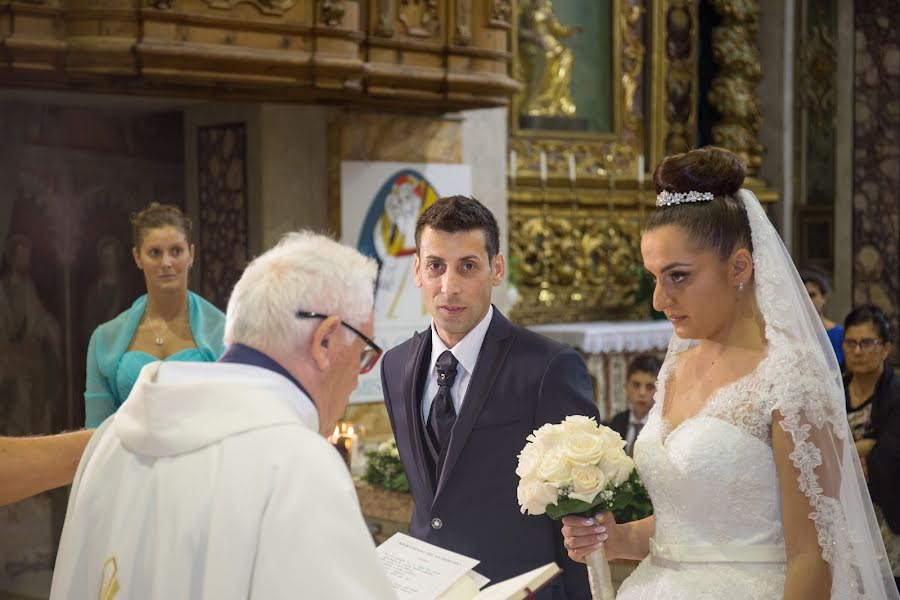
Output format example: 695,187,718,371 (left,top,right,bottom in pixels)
656,190,715,207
